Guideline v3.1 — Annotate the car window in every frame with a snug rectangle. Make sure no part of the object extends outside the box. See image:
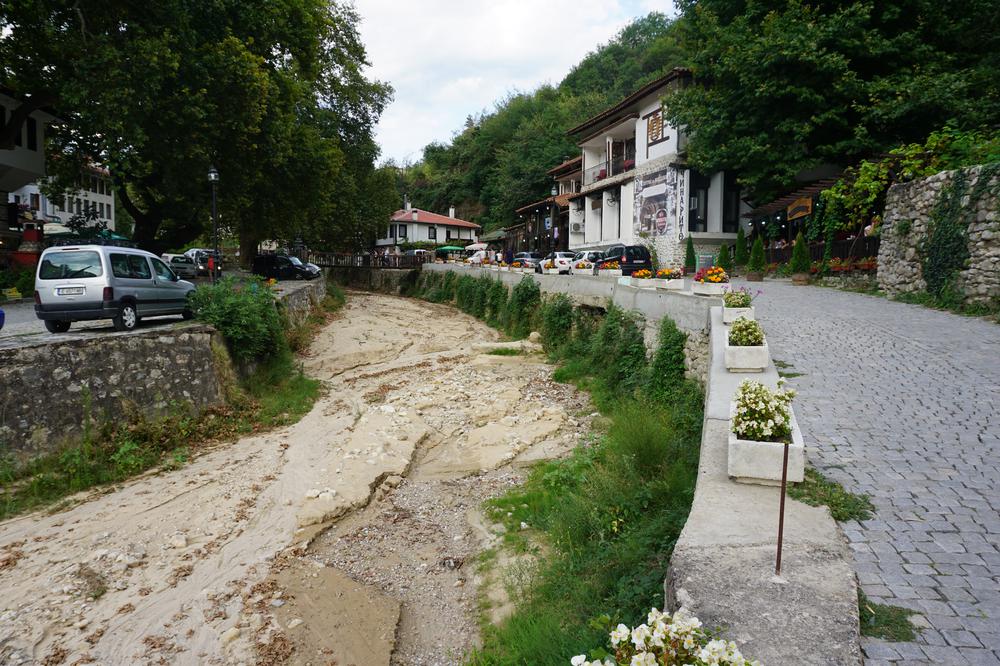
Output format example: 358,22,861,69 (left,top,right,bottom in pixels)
171,257,192,265
277,257,291,267
128,255,152,279
38,250,104,279
289,257,303,266
151,257,174,280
